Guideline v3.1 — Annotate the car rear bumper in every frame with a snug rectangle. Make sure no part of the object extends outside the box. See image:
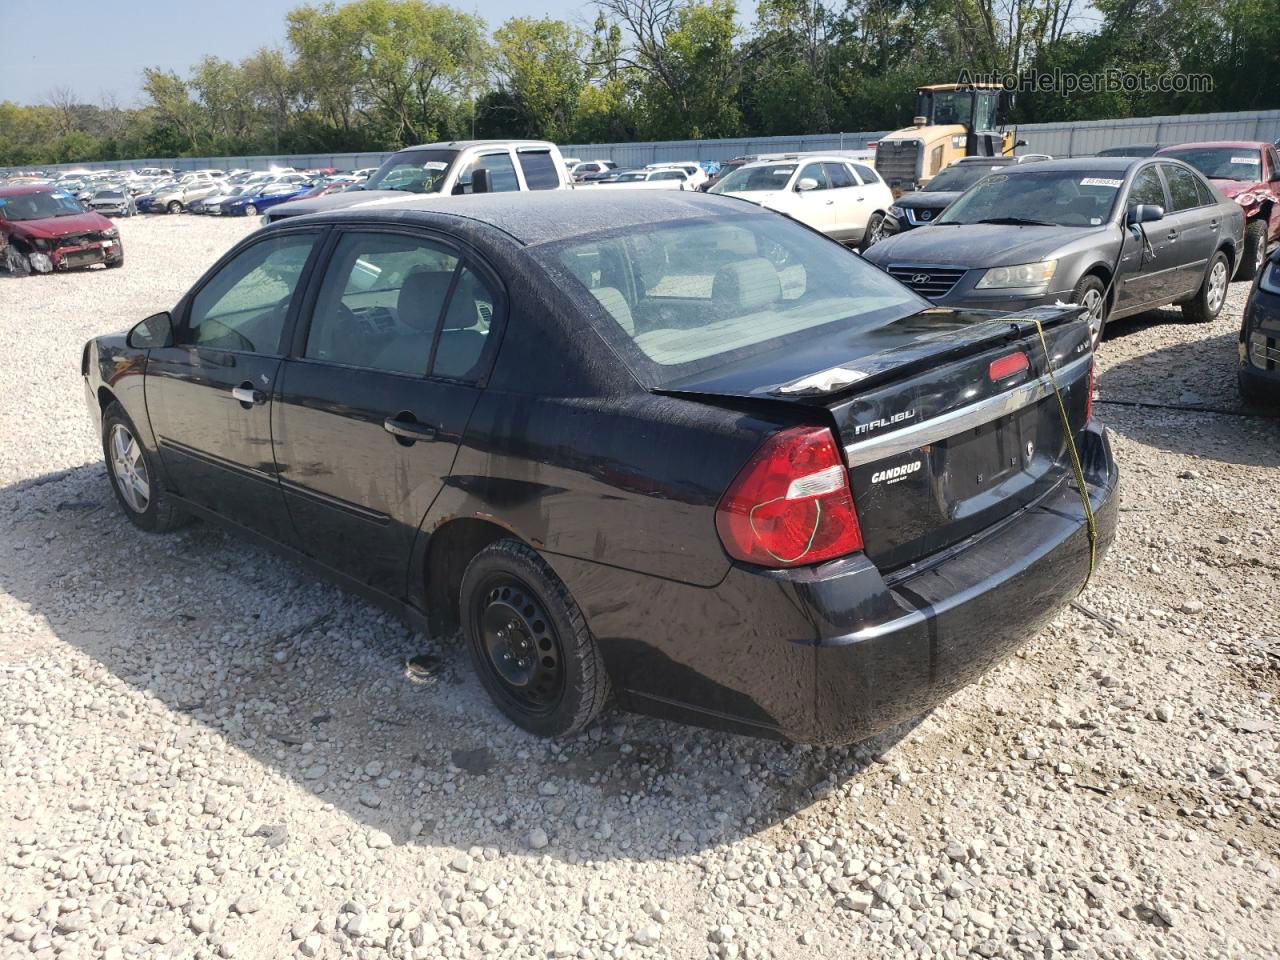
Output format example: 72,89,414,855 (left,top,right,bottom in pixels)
554,423,1119,744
